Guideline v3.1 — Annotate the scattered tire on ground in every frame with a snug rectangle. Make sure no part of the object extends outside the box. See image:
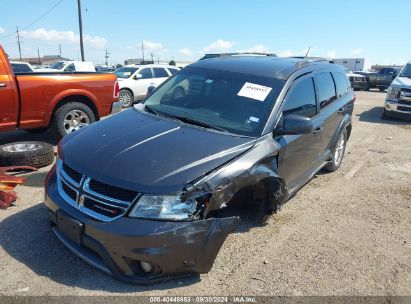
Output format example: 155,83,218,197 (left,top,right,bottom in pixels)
0,141,54,168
